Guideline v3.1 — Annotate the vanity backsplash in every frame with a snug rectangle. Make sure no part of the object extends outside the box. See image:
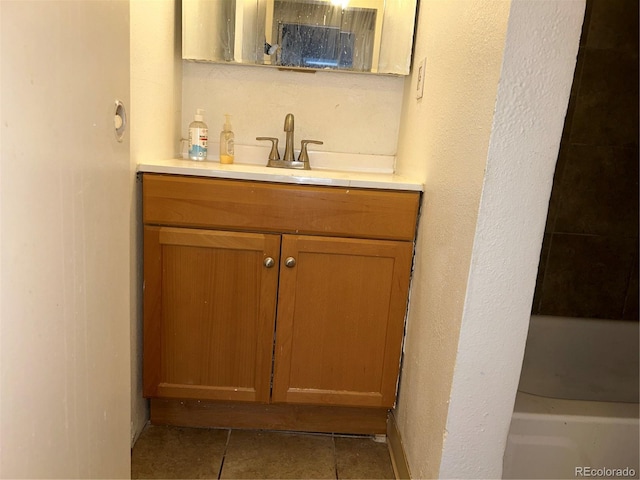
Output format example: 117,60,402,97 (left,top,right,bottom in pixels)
181,61,406,159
